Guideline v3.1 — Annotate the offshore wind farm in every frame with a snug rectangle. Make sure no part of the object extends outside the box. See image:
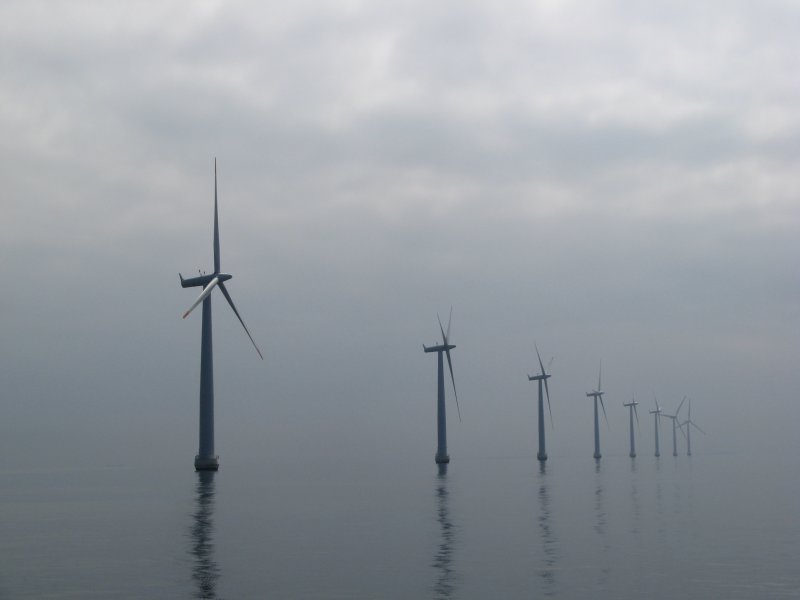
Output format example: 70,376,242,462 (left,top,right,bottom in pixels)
2,2,799,599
